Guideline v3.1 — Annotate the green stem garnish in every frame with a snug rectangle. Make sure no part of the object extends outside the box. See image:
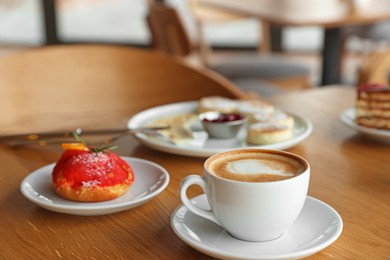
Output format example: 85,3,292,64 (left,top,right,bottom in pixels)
91,145,118,154
72,130,118,155
72,131,88,147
